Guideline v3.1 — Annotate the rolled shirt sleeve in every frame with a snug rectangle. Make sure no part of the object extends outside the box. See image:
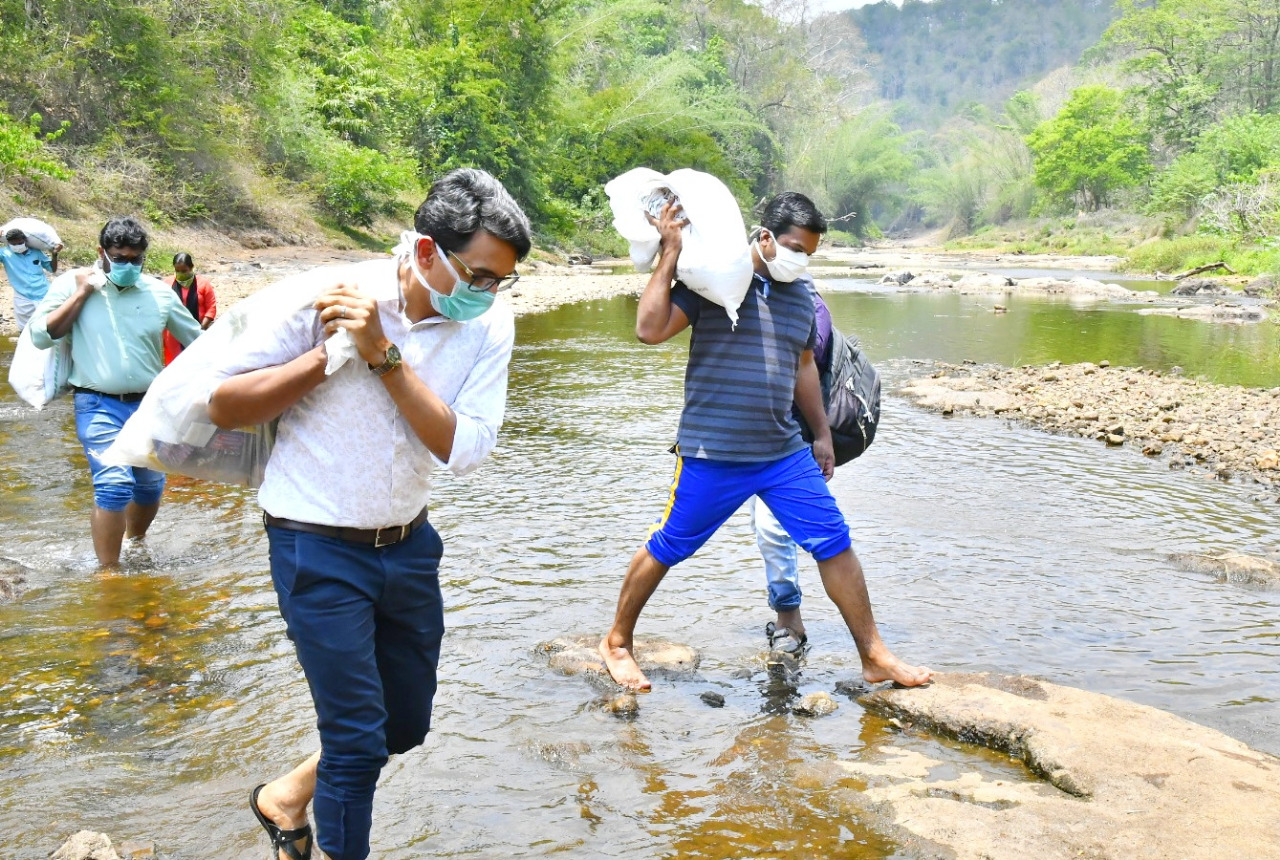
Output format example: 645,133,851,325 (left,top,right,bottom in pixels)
435,305,515,476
